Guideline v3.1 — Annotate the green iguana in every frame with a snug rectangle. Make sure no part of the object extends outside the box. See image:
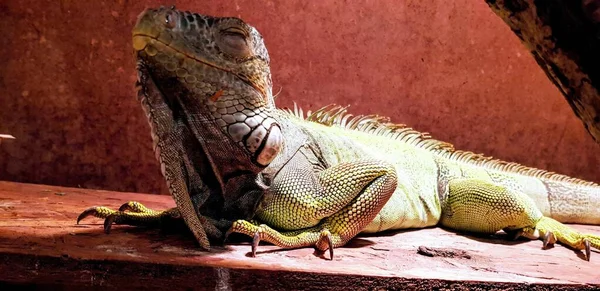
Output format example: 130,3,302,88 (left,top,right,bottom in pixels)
78,6,600,261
